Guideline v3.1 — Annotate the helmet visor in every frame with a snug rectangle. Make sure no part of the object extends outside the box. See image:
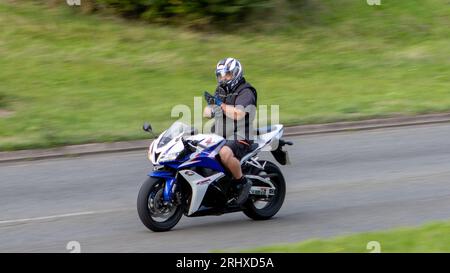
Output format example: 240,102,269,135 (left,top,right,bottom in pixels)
216,70,233,83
